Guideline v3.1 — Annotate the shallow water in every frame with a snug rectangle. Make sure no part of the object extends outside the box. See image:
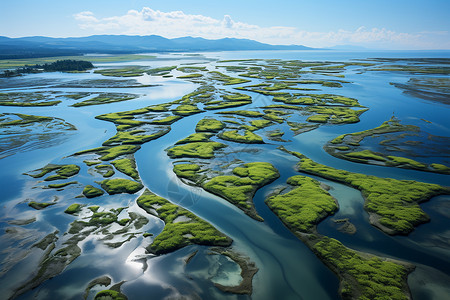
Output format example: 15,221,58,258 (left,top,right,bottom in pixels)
1,50,449,299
